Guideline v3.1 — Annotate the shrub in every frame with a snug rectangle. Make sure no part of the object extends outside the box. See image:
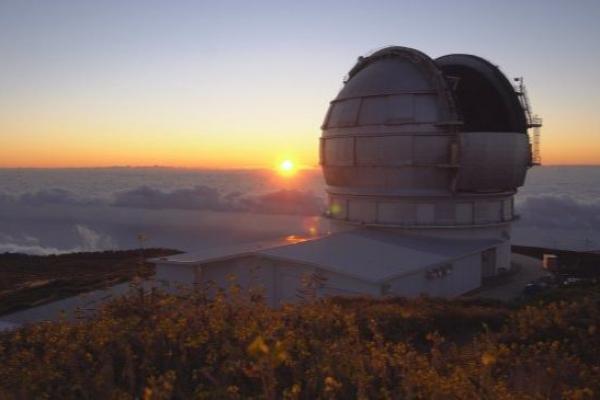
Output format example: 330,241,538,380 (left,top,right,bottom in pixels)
1,285,599,399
